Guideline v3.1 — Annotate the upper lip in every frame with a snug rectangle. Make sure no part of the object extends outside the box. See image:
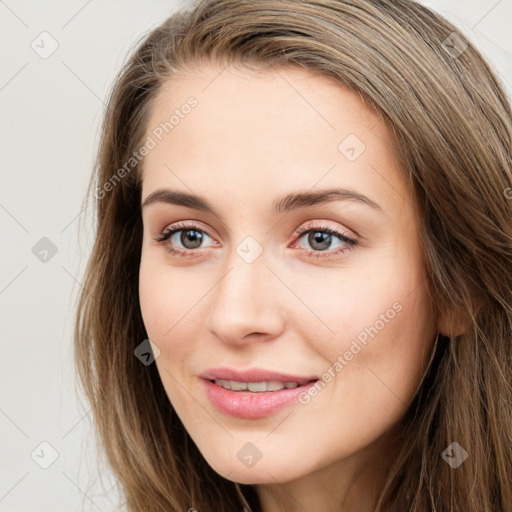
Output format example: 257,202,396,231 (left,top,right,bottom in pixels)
199,367,319,384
